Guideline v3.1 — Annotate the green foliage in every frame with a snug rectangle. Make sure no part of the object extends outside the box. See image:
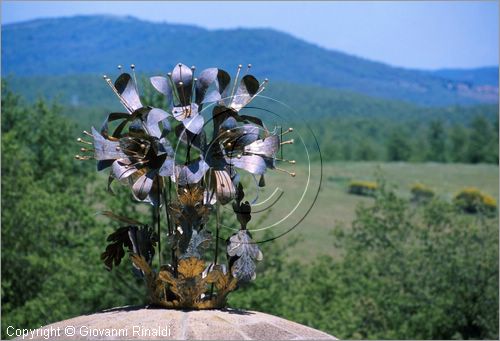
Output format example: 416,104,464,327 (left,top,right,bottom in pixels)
387,130,412,161
427,119,447,162
467,115,499,164
230,186,499,339
1,84,145,339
